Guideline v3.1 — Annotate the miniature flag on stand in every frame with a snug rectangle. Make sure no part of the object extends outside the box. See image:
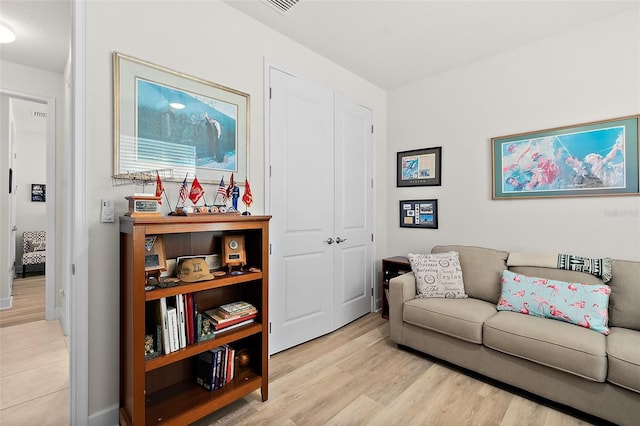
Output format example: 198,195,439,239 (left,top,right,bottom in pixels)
216,177,227,203
178,174,189,205
189,176,204,204
155,171,165,204
242,178,253,208
226,173,235,200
